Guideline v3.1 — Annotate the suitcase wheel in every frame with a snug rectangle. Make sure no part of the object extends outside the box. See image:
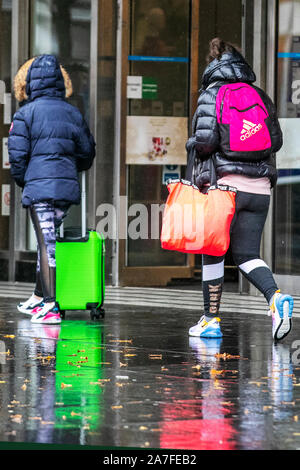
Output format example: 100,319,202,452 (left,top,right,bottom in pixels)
90,307,105,321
